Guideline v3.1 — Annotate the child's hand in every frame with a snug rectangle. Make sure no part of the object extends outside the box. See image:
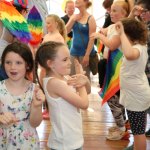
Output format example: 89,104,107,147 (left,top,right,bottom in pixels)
68,74,89,88
74,59,84,74
130,5,144,18
0,112,18,125
32,87,45,108
115,21,124,35
70,14,82,22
